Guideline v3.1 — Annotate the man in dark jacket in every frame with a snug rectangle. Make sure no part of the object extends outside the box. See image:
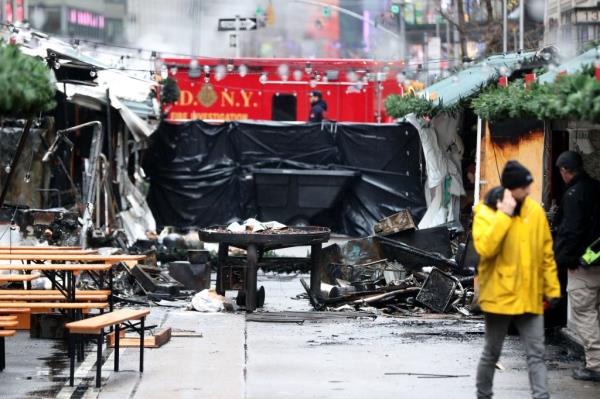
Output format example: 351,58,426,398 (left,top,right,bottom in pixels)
308,90,327,122
554,150,600,382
